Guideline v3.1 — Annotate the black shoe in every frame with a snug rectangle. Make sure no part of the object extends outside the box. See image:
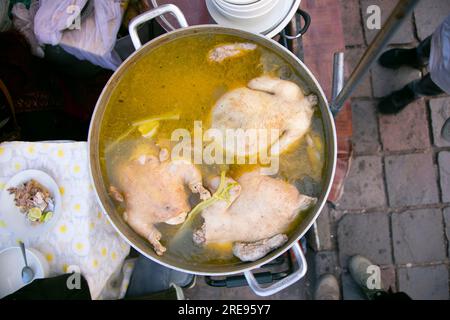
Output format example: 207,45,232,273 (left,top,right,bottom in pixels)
379,48,424,70
377,86,417,114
